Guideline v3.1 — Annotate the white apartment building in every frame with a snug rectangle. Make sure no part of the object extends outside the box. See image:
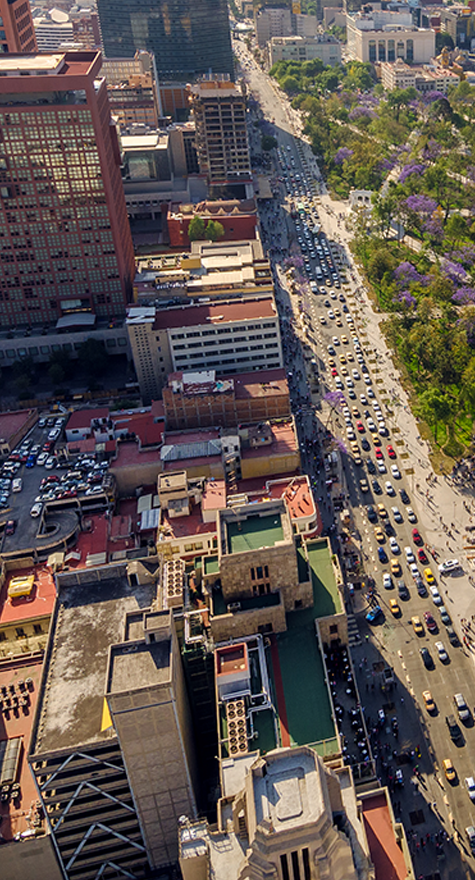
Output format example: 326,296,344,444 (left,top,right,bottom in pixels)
270,35,341,67
380,59,459,93
347,11,435,64
127,298,283,401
